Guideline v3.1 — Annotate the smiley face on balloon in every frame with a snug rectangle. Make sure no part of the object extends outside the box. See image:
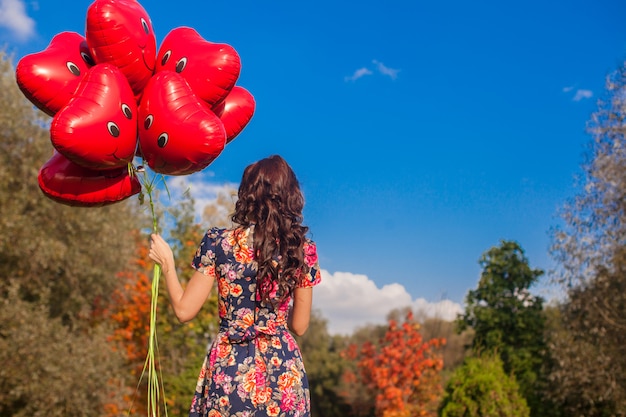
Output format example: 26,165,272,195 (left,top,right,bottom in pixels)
86,0,157,97
16,31,95,116
138,71,226,176
156,27,241,106
50,64,138,170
